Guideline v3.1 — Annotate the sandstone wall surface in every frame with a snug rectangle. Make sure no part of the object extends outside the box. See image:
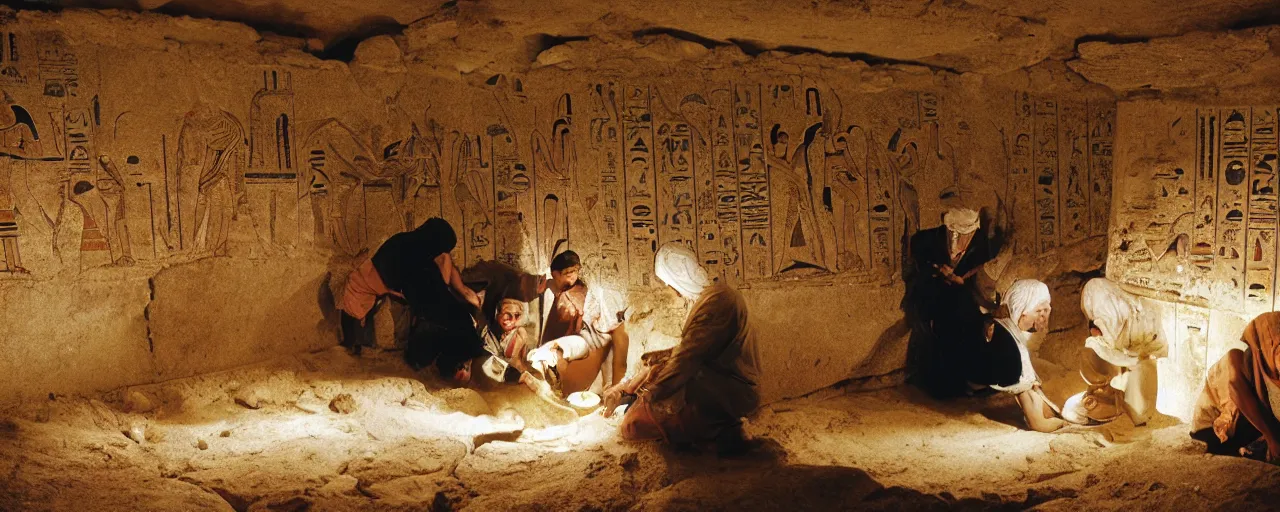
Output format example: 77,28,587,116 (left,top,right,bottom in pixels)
0,8,1114,403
